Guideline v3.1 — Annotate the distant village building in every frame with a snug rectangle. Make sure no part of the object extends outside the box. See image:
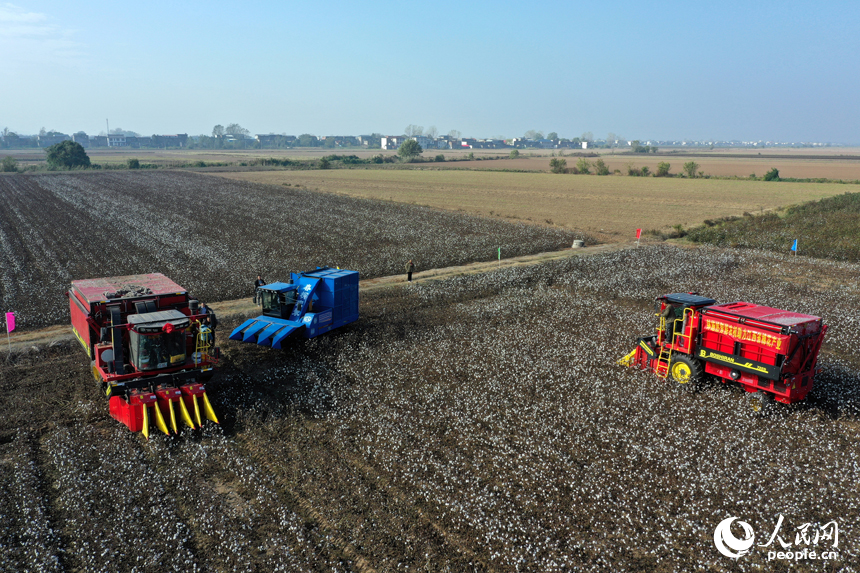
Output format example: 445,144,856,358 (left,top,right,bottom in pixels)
381,136,404,150
71,132,90,148
37,132,70,147
411,135,436,150
107,134,127,147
